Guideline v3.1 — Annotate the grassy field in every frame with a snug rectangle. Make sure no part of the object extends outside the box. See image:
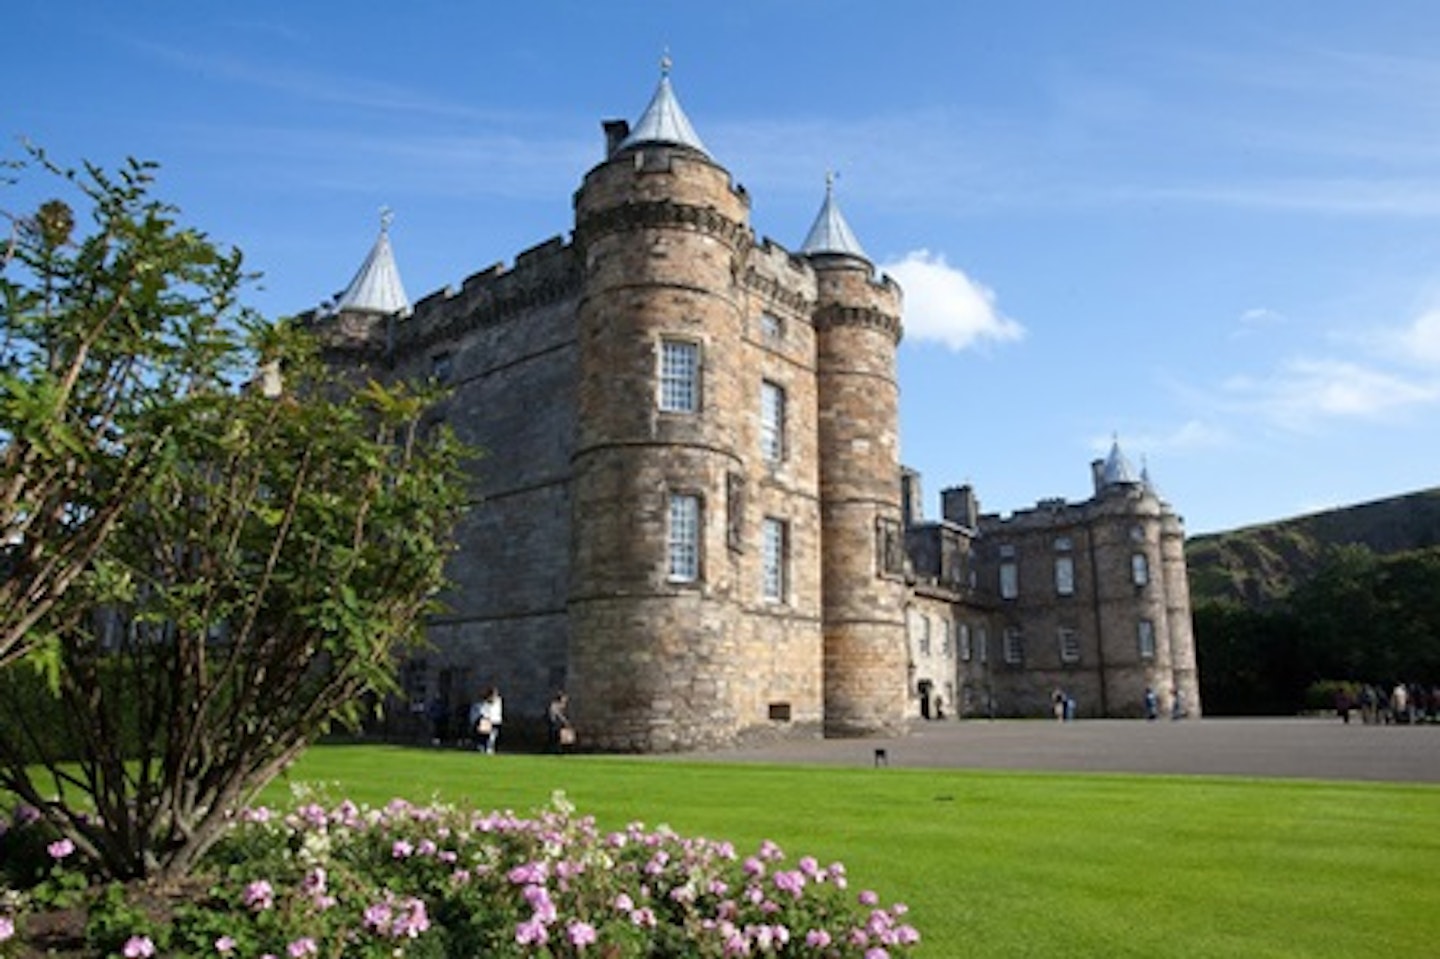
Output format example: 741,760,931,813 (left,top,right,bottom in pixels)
258,744,1440,958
